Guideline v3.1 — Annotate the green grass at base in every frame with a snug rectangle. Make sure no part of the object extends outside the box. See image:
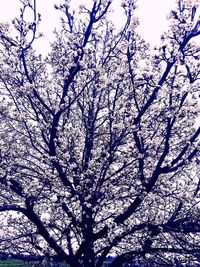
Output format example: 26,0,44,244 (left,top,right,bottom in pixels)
0,260,70,267
0,260,29,267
